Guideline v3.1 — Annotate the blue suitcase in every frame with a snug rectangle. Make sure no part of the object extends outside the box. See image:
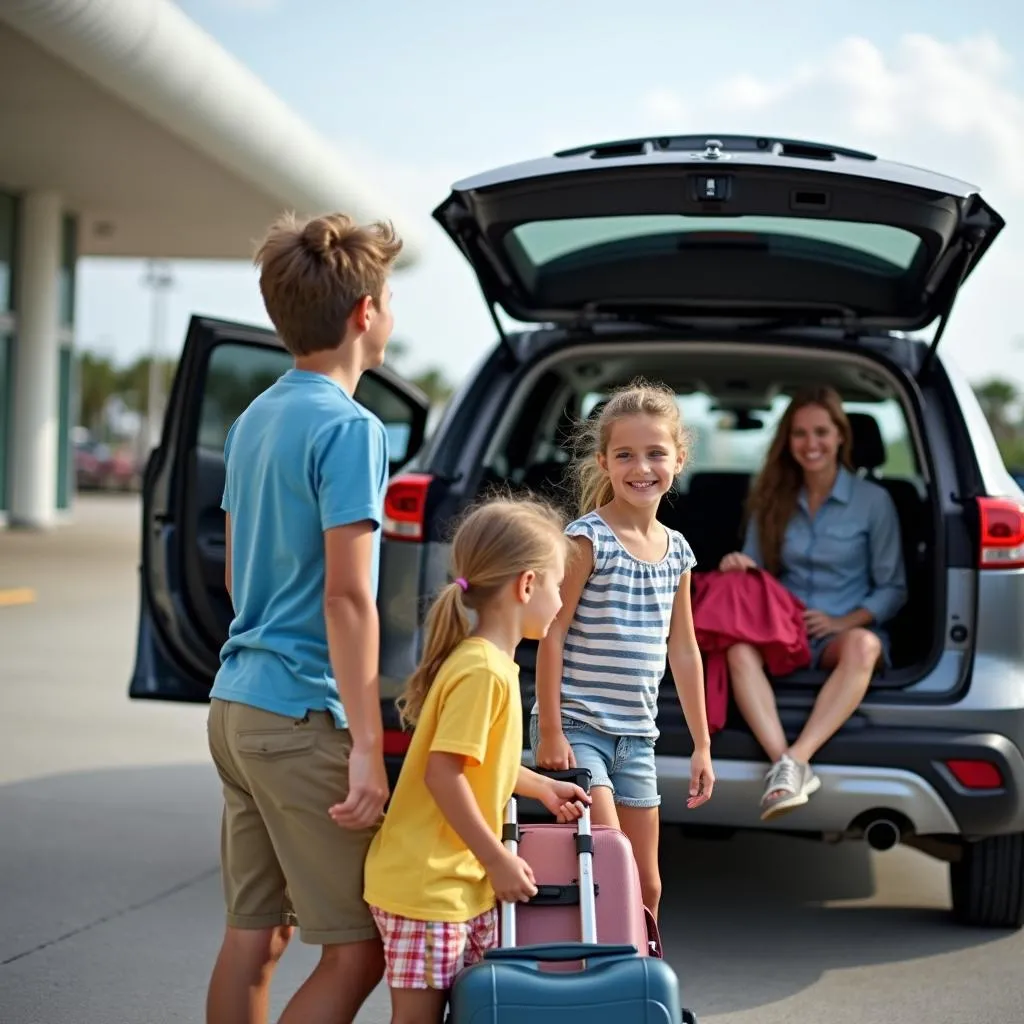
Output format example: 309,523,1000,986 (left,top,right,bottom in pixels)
448,782,695,1023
